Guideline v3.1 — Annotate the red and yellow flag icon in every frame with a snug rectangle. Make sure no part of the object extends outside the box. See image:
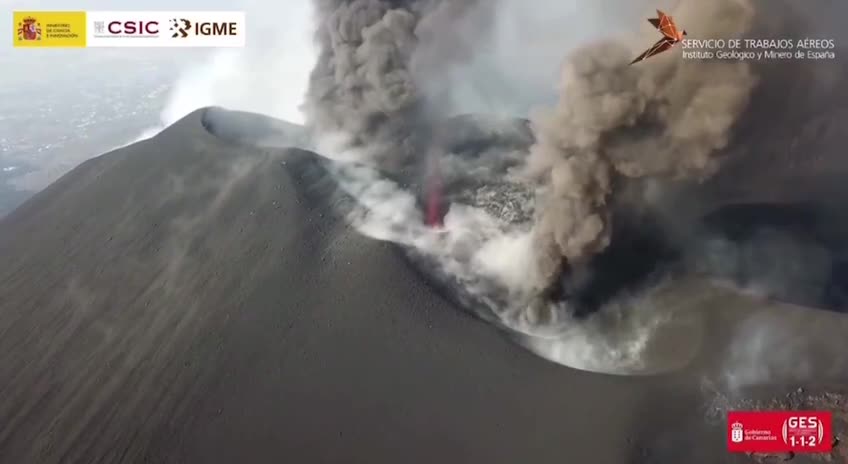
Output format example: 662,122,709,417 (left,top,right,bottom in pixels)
13,11,86,47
